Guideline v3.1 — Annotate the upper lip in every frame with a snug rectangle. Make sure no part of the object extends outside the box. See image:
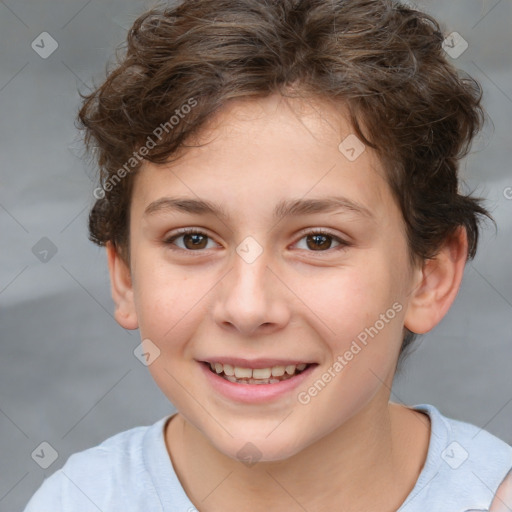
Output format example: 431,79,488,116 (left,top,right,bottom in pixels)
200,357,315,369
